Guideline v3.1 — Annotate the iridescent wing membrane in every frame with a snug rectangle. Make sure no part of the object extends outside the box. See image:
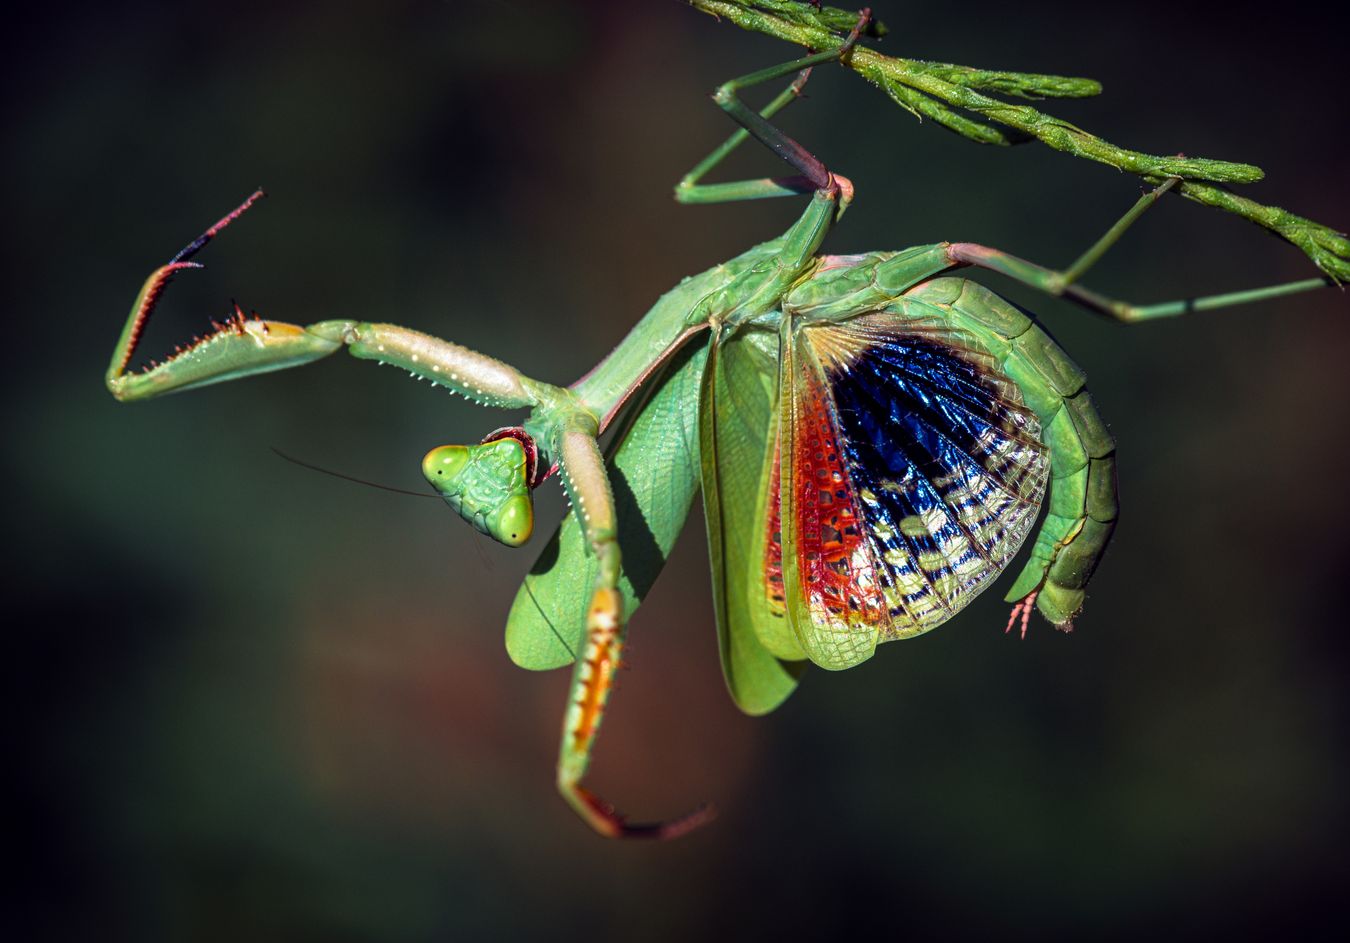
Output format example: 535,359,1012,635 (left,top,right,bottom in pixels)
781,312,1048,667
703,298,1051,699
